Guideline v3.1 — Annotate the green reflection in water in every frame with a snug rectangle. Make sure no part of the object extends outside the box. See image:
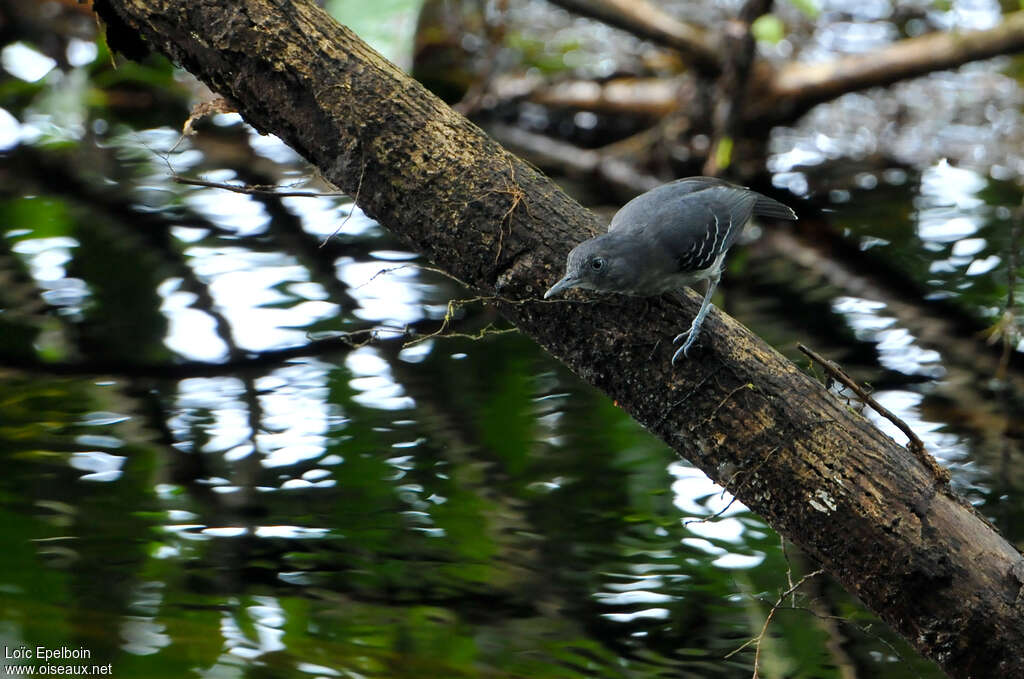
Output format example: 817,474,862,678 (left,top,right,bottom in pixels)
0,328,941,677
2,9,1005,676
